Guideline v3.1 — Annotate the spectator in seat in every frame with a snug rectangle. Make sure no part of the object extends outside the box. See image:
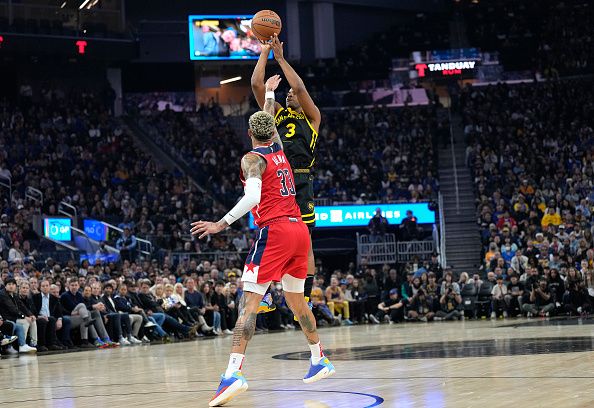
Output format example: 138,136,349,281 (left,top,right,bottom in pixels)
184,278,213,334
436,282,462,321
201,282,223,335
368,208,388,243
424,272,440,311
163,283,197,329
310,280,340,326
541,207,562,227
0,278,37,353
138,280,196,339
116,227,137,262
82,285,119,347
563,268,591,316
400,210,418,240
362,271,380,315
113,282,144,344
547,268,565,311
407,287,435,322
440,271,460,296
381,268,400,298
174,282,211,331
210,281,233,334
369,288,404,324
505,274,524,316
270,282,293,329
400,271,414,305
522,278,555,317
0,312,18,353
585,269,594,306
18,281,54,351
491,275,509,319
511,249,529,275
325,277,353,325
102,283,140,345
344,278,366,324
